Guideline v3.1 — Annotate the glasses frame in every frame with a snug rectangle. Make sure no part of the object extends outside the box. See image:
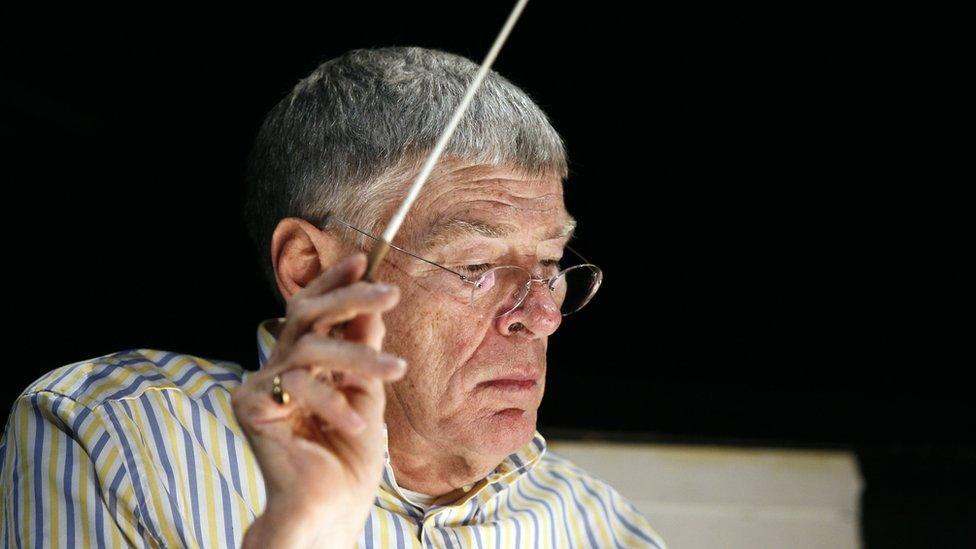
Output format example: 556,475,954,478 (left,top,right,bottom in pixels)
322,216,603,318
